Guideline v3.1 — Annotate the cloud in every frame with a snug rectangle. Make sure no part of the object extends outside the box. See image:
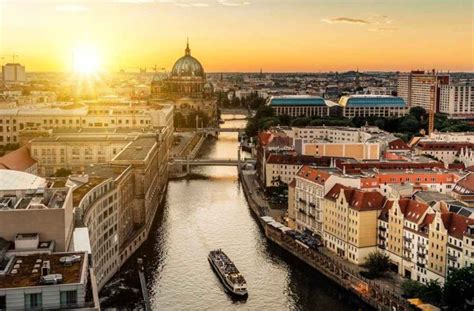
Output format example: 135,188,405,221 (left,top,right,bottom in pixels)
55,4,88,12
217,0,250,7
321,17,370,25
368,27,398,32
